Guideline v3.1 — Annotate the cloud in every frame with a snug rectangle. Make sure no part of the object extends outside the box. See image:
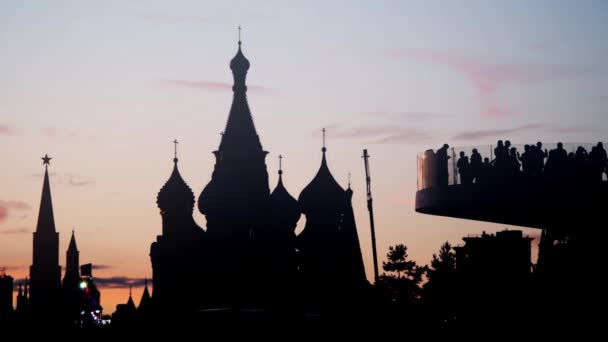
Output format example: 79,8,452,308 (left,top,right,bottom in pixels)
142,13,208,25
0,227,29,234
40,127,79,139
392,49,589,117
91,264,114,271
2,265,25,272
319,124,434,145
362,111,446,121
451,124,545,142
31,172,94,187
548,125,605,134
0,200,31,223
0,125,15,135
93,276,148,289
162,79,274,95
